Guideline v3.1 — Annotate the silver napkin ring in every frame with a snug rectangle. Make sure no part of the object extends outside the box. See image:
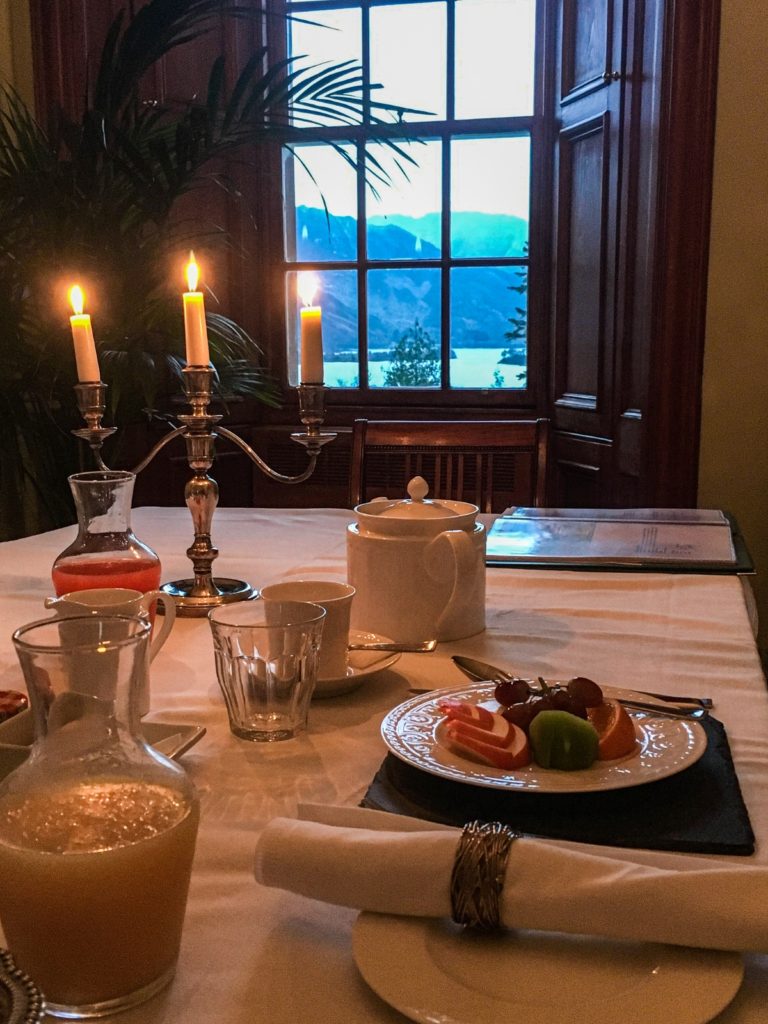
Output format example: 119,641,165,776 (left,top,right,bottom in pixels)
450,820,522,930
